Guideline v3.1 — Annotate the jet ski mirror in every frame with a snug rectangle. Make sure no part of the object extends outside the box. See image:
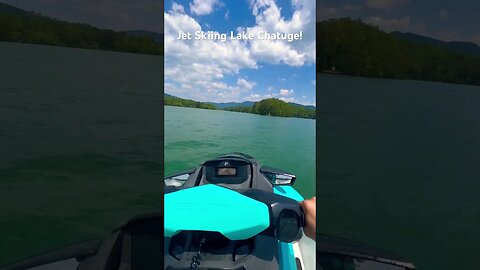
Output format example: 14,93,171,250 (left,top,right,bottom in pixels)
273,174,296,185
164,173,189,187
164,168,196,187
260,166,297,185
